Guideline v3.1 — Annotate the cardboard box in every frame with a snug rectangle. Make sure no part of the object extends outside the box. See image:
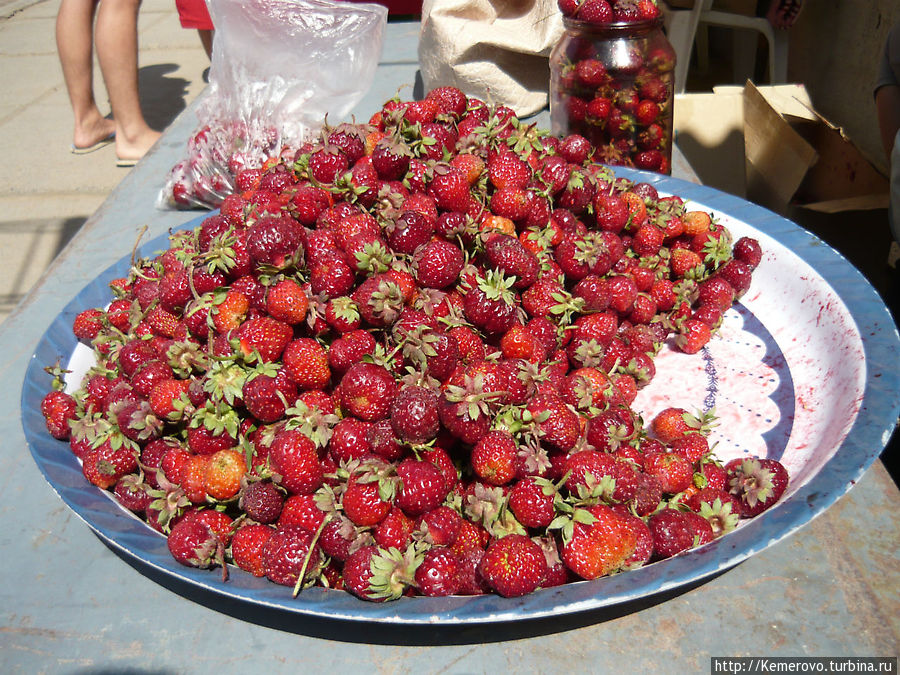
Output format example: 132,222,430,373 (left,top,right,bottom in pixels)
674,83,890,215
674,86,746,198
742,82,890,214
